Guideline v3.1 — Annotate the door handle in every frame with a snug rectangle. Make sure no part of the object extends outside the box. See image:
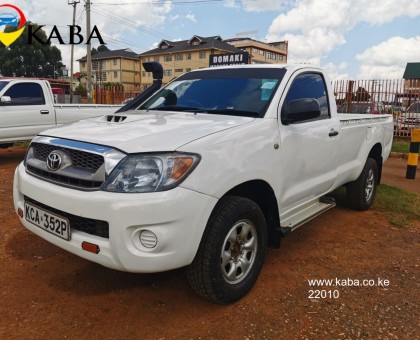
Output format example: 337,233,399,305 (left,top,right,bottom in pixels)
40,110,49,114
329,129,339,137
